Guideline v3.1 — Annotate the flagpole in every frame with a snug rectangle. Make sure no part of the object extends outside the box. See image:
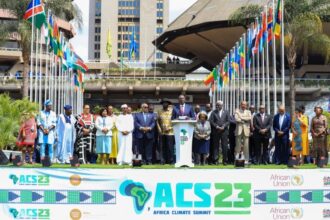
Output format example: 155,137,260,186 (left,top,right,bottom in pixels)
281,0,285,106
248,29,251,104
29,0,35,102
243,34,246,101
34,29,39,106
38,28,43,110
262,45,266,106
273,0,277,114
266,5,271,114
253,53,256,106
54,57,57,114
257,48,260,109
